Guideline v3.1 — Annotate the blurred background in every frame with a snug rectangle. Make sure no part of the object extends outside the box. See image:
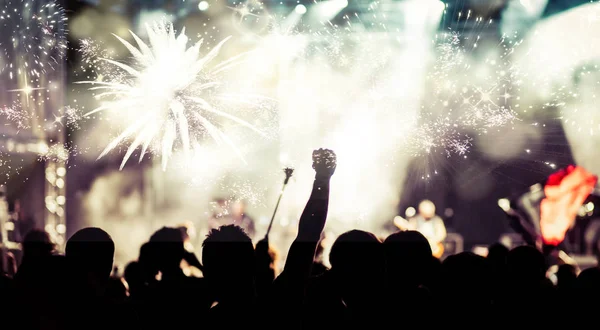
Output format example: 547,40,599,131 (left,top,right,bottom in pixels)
2,0,600,268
